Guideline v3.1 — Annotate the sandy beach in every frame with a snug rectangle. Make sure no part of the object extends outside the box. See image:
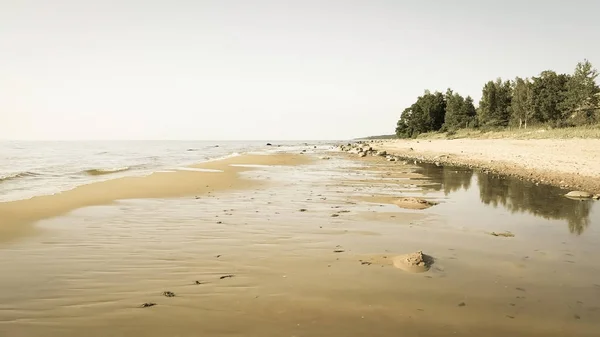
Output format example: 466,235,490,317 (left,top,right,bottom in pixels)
1,149,599,337
370,138,600,193
0,154,311,243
